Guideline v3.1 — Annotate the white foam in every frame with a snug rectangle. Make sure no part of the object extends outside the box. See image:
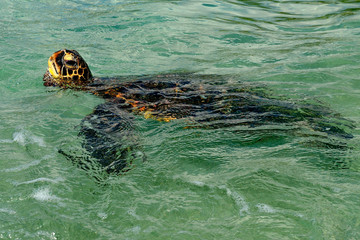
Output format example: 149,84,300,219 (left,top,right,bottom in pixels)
97,212,108,220
190,180,205,187
36,231,57,240
127,226,141,234
32,187,60,202
0,208,16,215
12,129,45,147
127,208,140,220
12,131,25,145
256,203,276,213
220,186,250,216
